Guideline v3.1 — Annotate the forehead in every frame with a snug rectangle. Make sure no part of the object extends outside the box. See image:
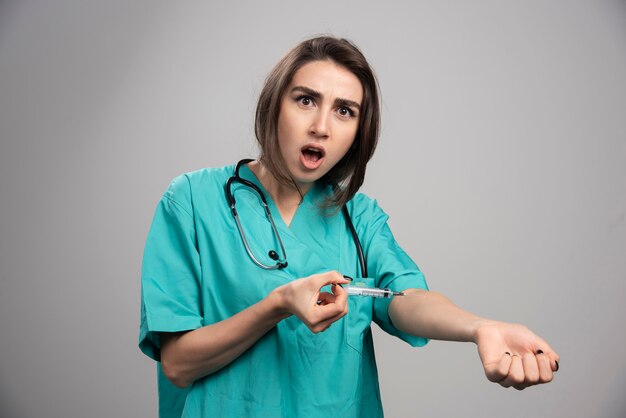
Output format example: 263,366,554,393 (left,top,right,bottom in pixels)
289,60,363,104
